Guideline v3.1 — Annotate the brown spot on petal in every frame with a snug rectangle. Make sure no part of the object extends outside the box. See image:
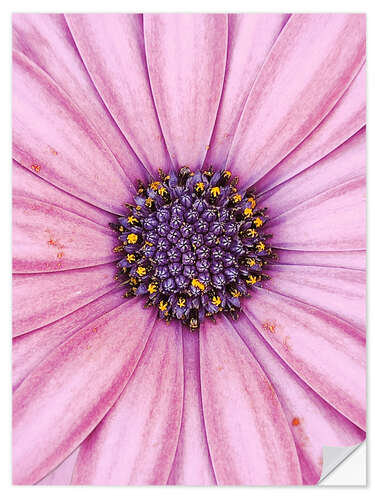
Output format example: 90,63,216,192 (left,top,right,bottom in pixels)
57,252,64,259
45,230,64,250
31,164,41,173
262,321,276,334
291,417,310,448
